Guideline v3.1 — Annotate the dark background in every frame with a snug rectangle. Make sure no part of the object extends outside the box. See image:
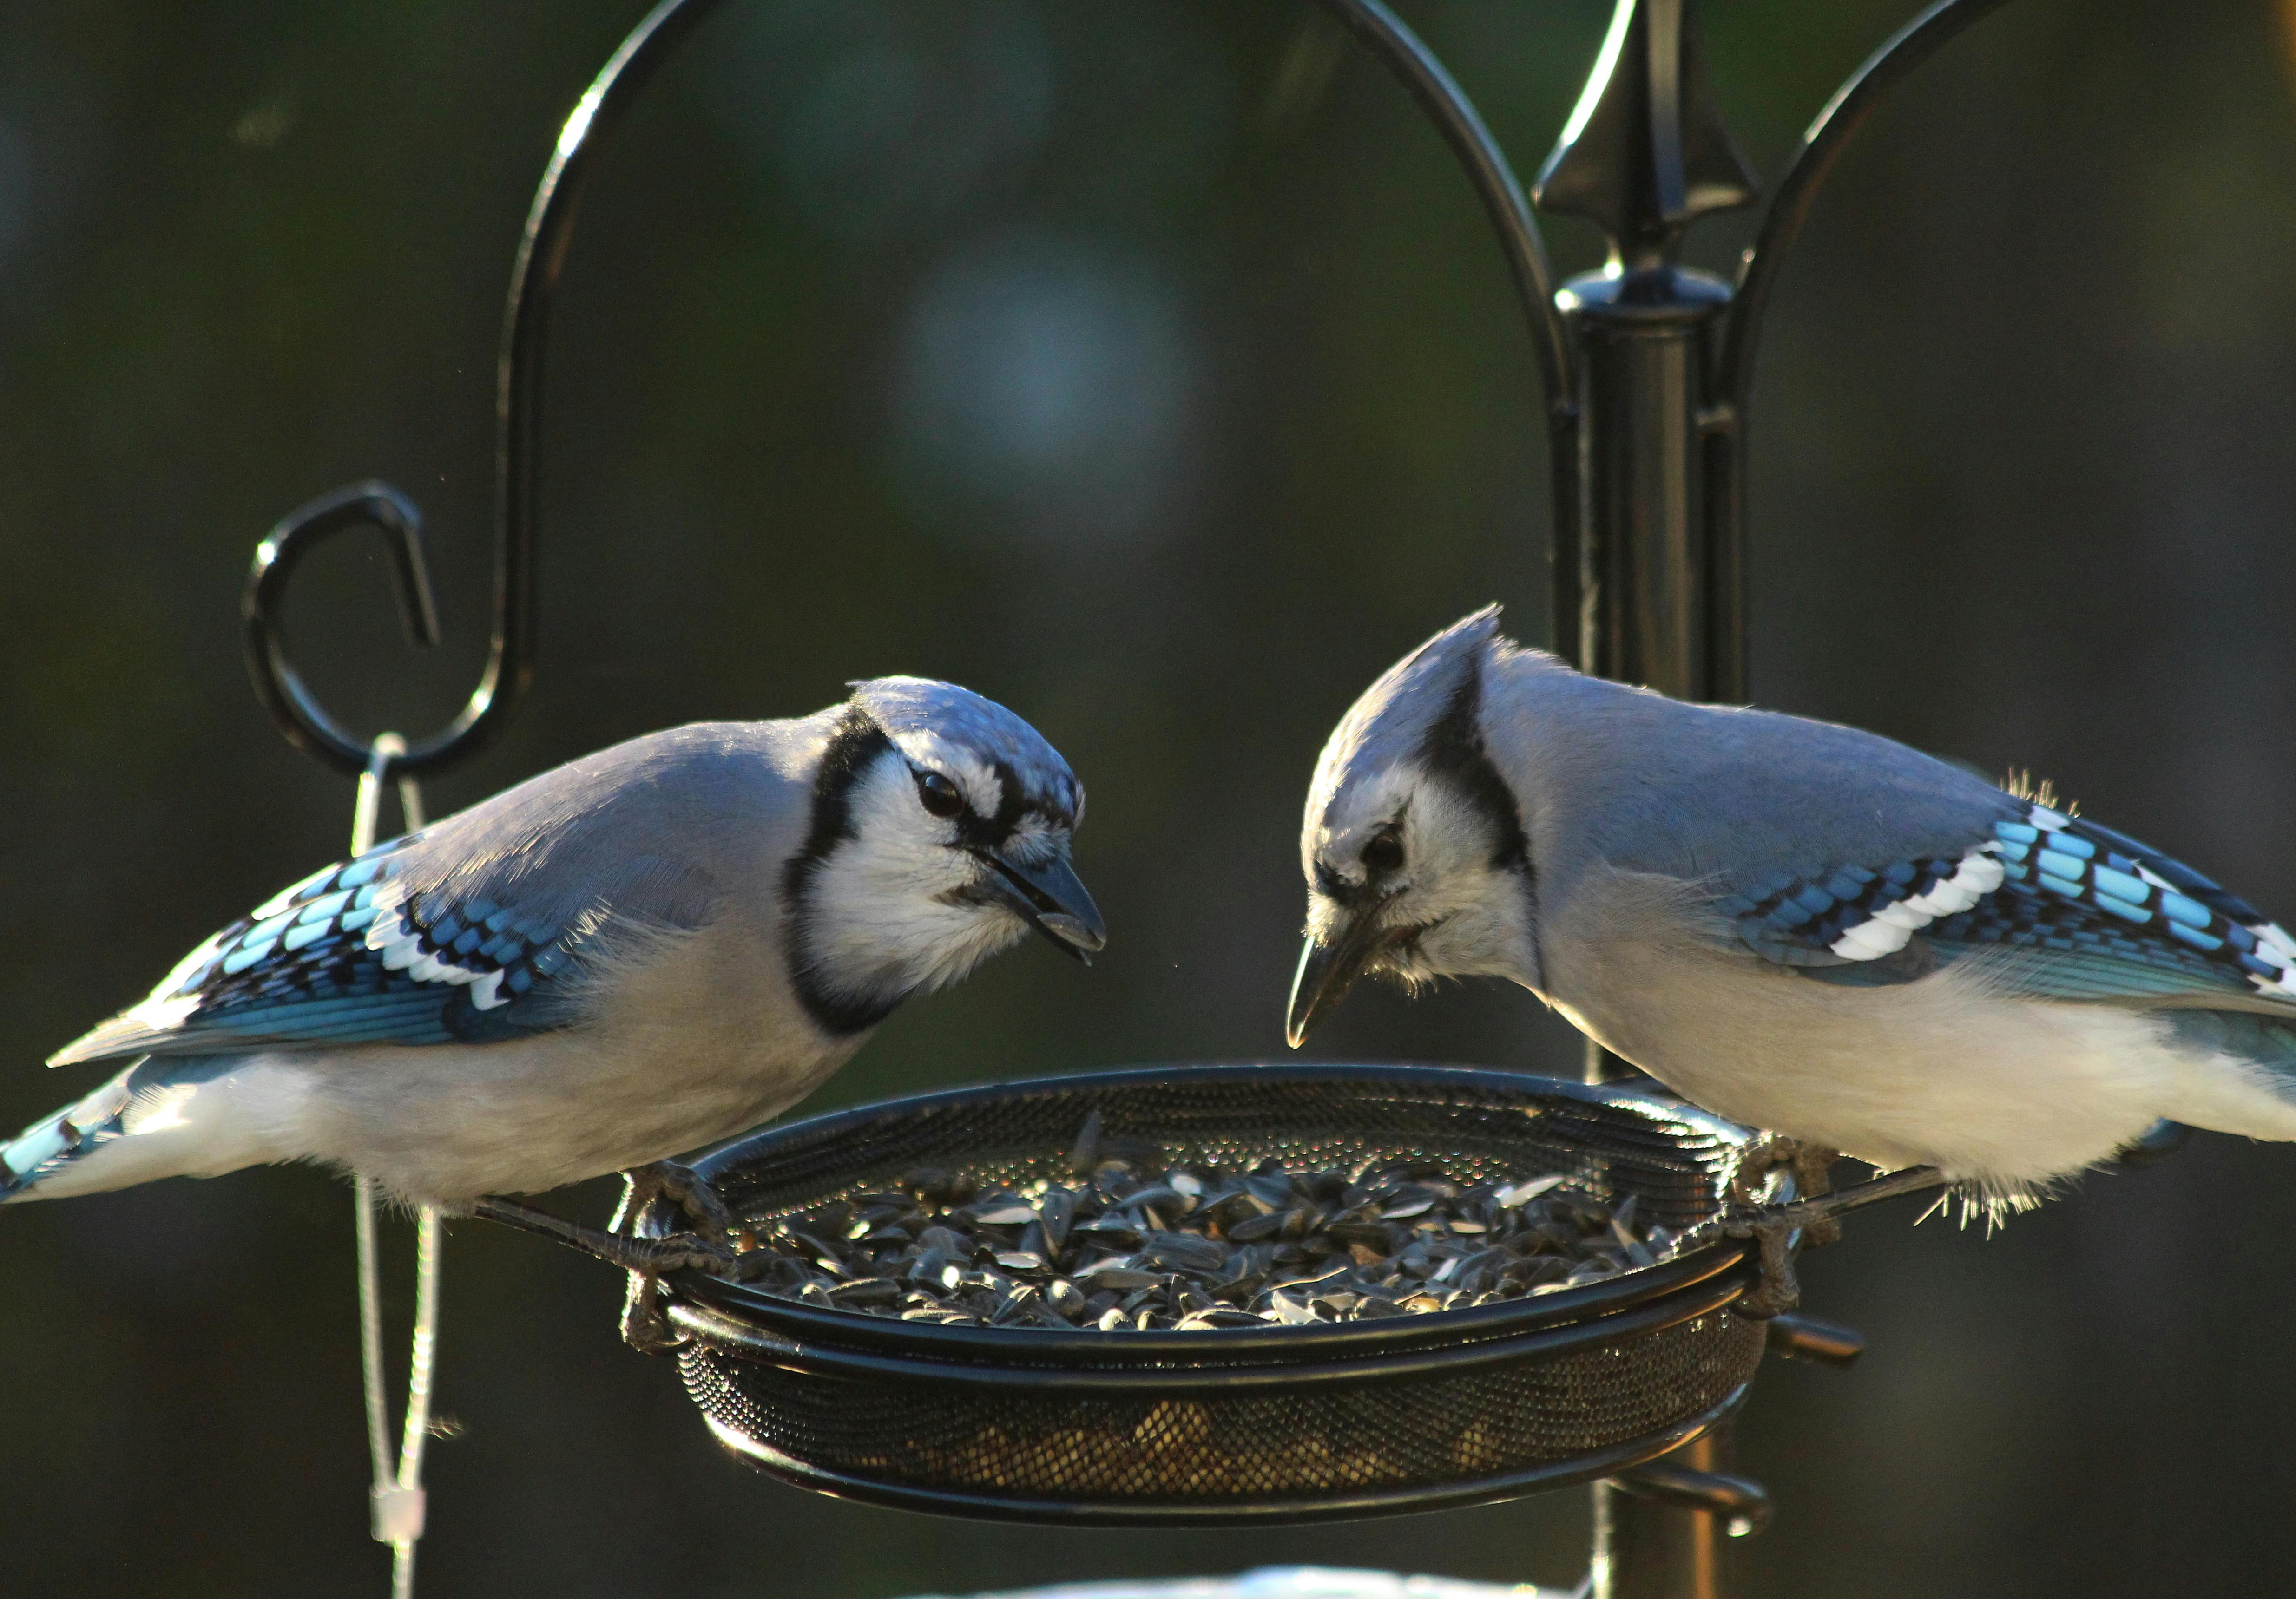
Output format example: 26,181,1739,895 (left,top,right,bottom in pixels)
3,0,2295,1593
